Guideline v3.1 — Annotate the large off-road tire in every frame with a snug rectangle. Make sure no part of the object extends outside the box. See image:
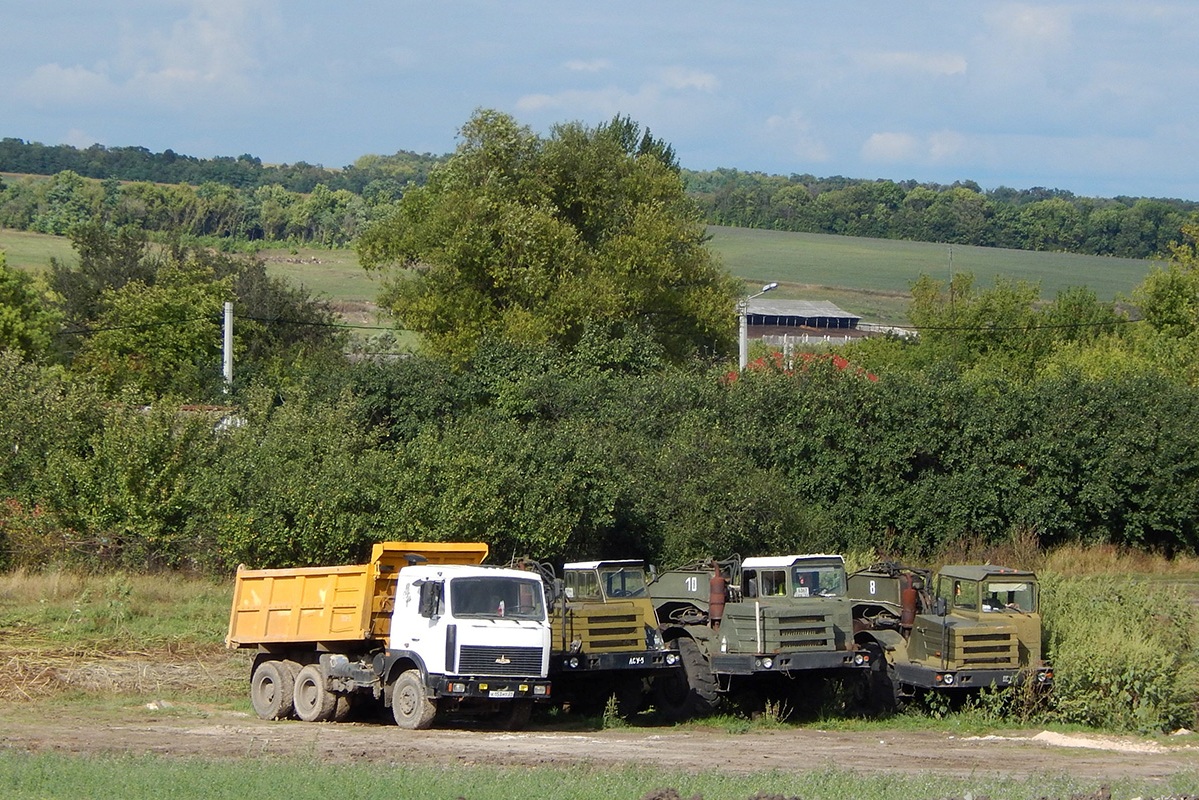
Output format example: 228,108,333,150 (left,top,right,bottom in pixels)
653,637,720,721
391,669,437,730
250,660,295,720
863,642,902,713
293,664,339,722
495,699,534,731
